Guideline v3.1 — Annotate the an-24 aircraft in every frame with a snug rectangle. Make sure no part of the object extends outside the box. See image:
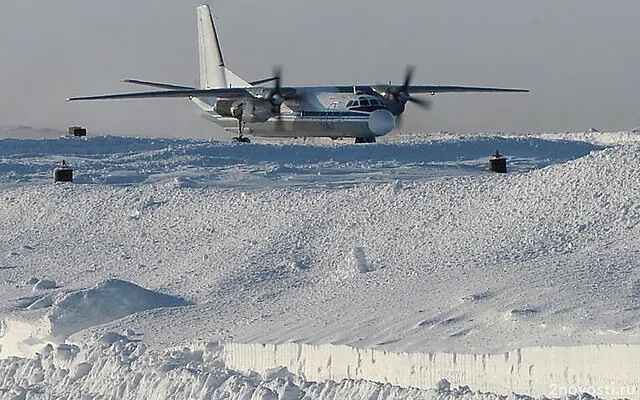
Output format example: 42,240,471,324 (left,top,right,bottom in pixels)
67,5,529,144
